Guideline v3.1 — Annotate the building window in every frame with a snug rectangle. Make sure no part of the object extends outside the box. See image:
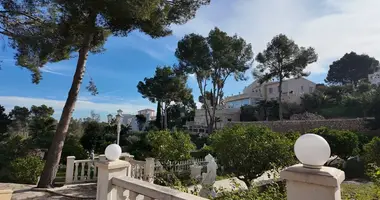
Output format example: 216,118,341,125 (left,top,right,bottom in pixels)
301,86,304,91
269,88,273,94
227,118,232,122
309,87,313,93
